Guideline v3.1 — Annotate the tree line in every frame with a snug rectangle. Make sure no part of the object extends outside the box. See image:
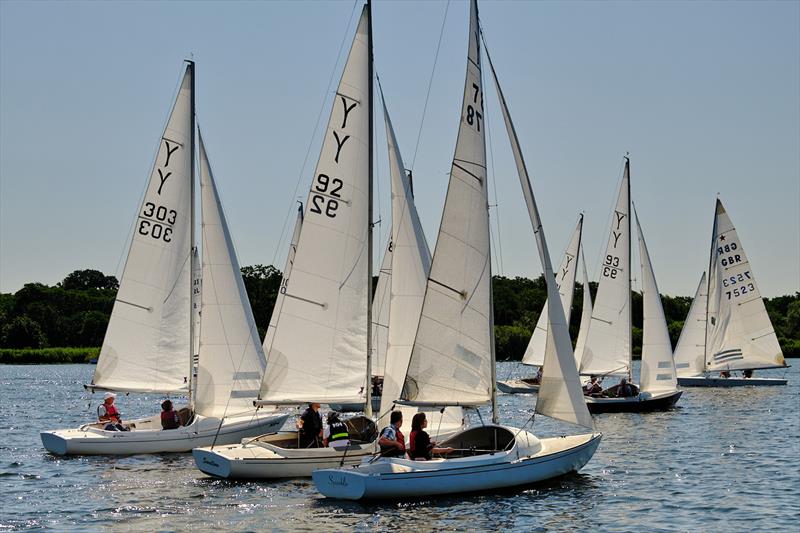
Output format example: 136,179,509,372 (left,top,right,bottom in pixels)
1,268,798,361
